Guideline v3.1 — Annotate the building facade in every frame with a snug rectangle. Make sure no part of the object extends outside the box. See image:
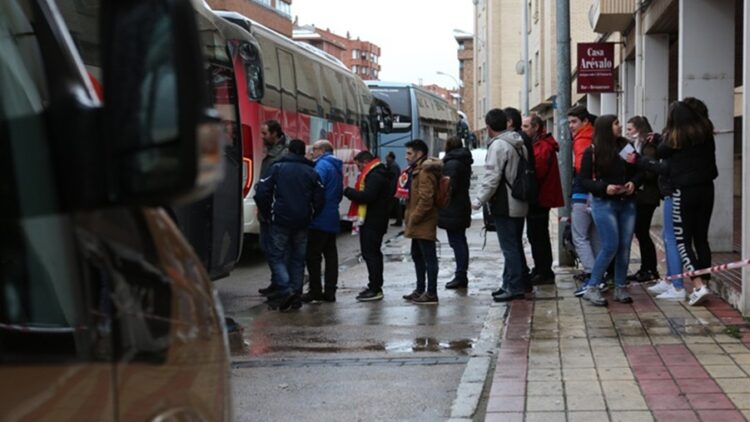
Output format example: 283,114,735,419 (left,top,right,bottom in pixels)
208,0,293,37
421,84,459,108
473,0,523,137
455,30,475,130
510,0,749,313
293,25,381,80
